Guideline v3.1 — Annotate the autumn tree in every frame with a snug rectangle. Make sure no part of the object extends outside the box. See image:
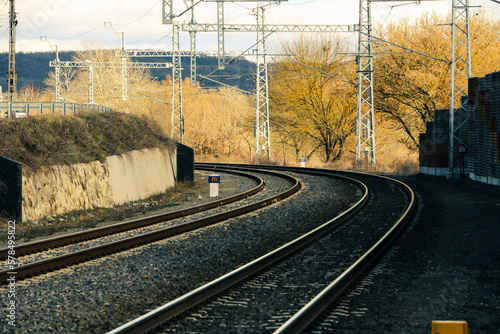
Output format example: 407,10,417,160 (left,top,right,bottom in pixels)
269,35,357,163
374,11,500,150
183,86,254,158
